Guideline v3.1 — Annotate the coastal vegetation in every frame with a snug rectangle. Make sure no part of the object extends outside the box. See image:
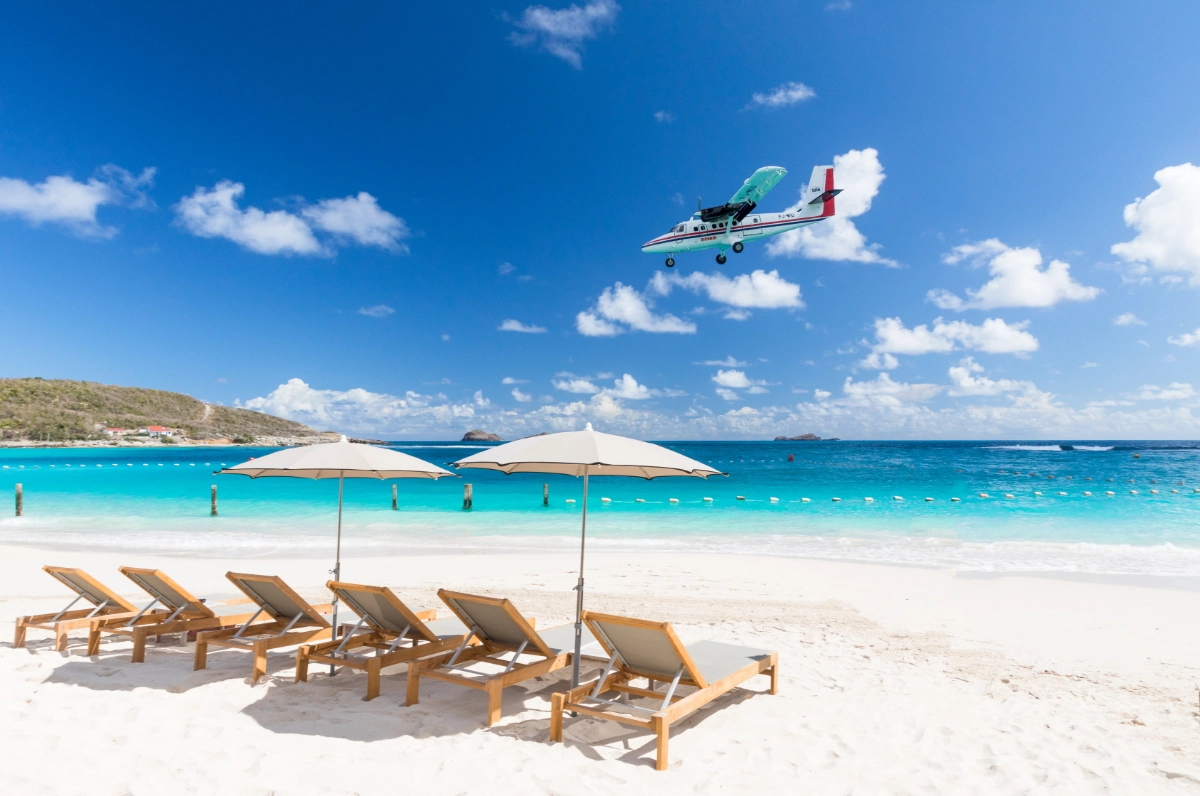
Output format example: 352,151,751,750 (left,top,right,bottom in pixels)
0,378,314,442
